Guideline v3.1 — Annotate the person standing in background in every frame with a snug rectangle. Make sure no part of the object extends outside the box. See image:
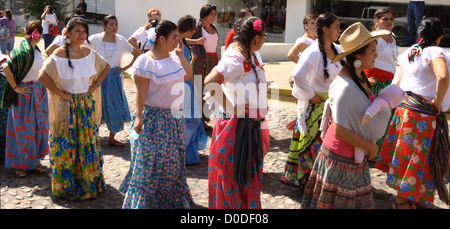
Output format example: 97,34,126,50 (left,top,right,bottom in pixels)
178,15,208,165
190,4,219,130
75,0,87,19
224,8,254,50
88,15,140,147
403,0,426,46
0,9,15,55
128,7,162,54
41,5,59,49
